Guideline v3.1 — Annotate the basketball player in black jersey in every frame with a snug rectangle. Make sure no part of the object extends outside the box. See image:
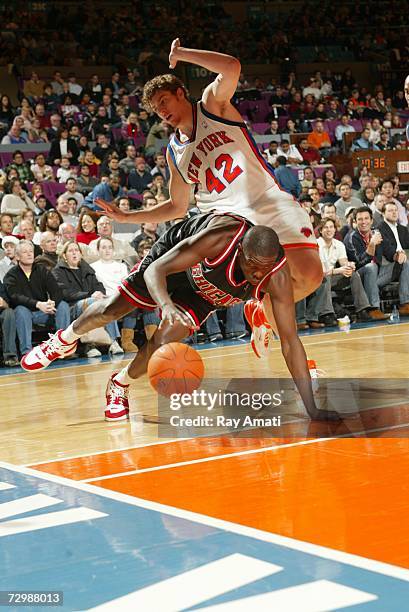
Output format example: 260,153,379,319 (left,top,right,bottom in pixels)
21,213,340,423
